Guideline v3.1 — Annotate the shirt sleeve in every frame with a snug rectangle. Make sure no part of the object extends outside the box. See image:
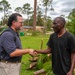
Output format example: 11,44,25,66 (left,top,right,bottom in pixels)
47,34,53,48
1,32,16,55
69,34,75,52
